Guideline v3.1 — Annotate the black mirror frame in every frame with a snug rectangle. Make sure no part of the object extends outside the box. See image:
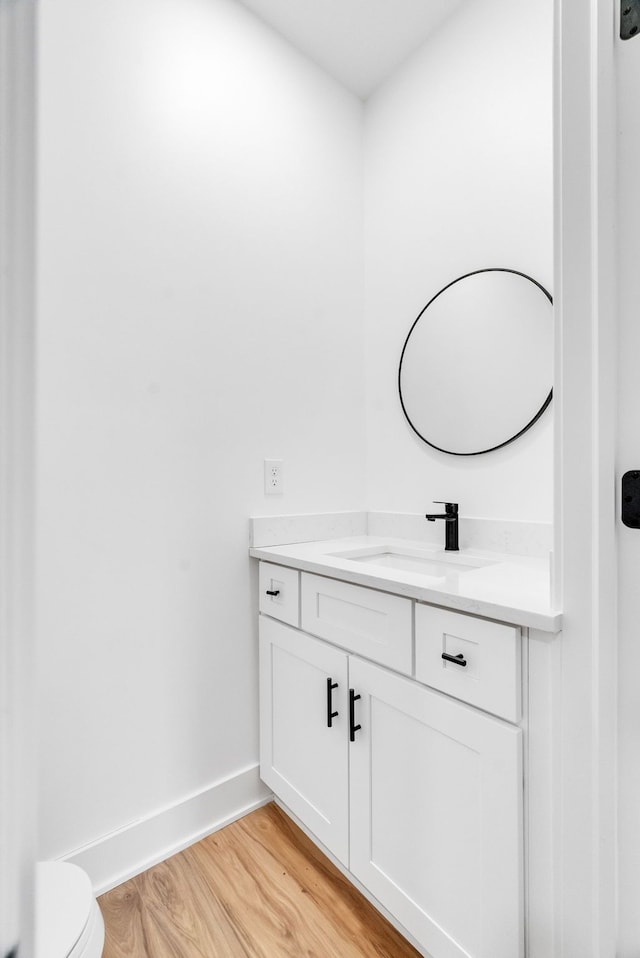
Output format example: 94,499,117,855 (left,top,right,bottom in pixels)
397,267,553,457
